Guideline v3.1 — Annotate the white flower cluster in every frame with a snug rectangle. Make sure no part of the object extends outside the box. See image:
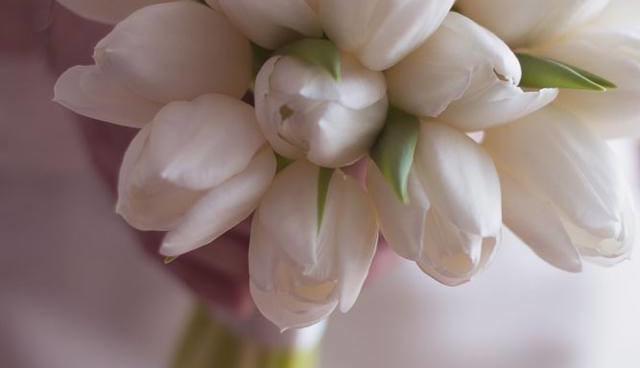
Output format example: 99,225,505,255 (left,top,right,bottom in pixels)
55,0,639,329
